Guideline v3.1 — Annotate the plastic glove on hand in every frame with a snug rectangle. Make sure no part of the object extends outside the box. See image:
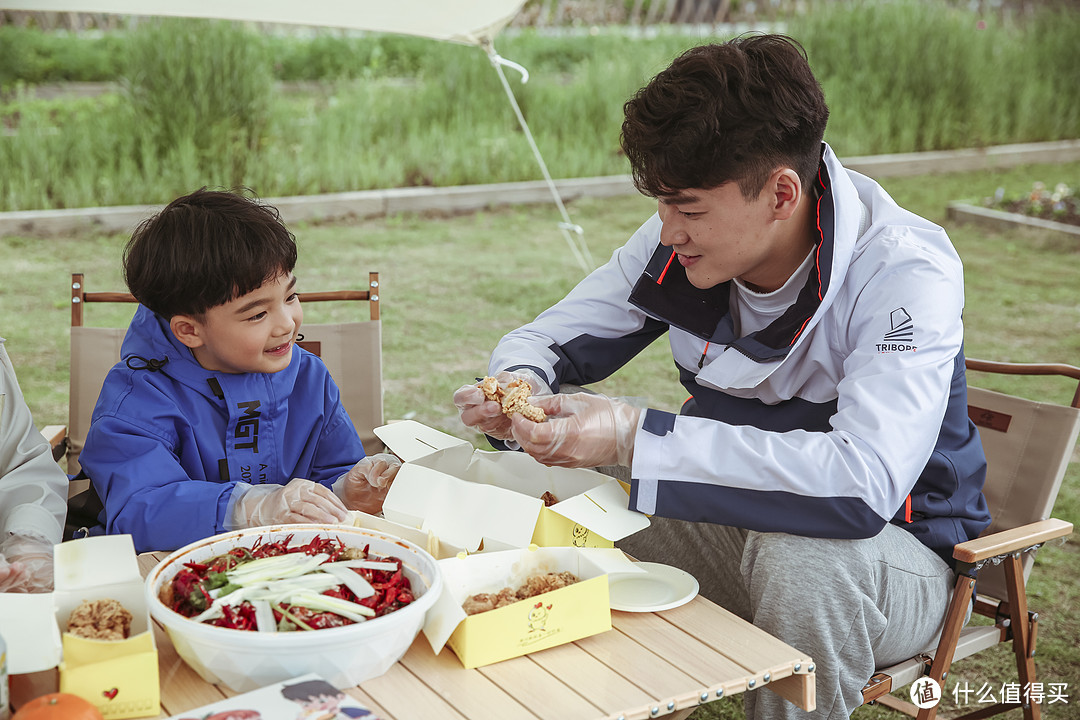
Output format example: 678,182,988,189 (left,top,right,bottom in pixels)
510,392,641,469
229,477,350,528
453,369,549,441
333,453,403,514
0,532,55,593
